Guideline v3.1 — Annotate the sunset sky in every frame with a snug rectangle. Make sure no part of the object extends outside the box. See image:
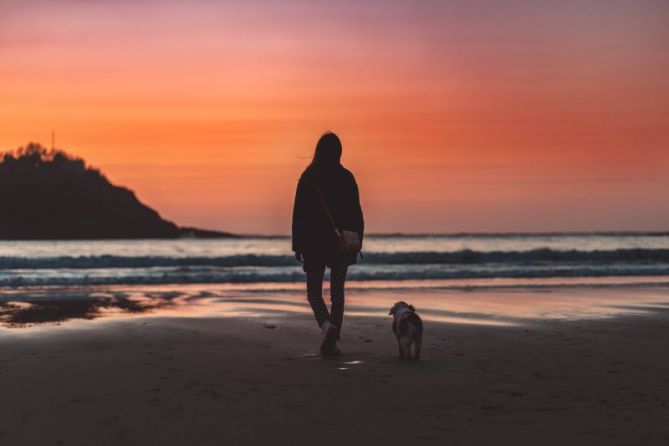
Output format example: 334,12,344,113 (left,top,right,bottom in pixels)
1,0,668,234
